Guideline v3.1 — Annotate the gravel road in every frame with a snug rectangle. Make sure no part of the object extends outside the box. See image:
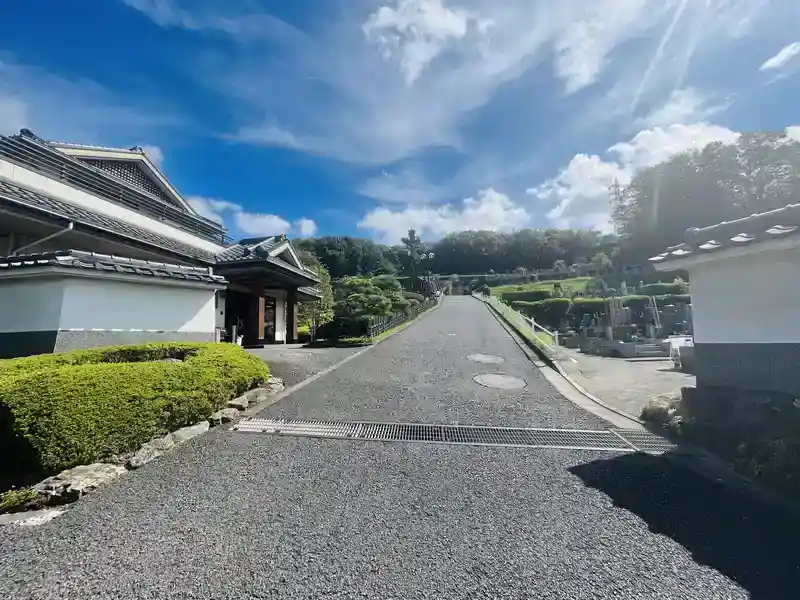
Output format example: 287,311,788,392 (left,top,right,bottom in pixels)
1,297,796,599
